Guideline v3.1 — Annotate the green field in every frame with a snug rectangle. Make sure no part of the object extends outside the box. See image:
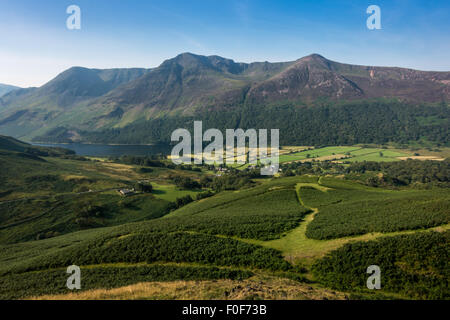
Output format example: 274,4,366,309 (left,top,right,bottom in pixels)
279,146,411,163
151,182,203,201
